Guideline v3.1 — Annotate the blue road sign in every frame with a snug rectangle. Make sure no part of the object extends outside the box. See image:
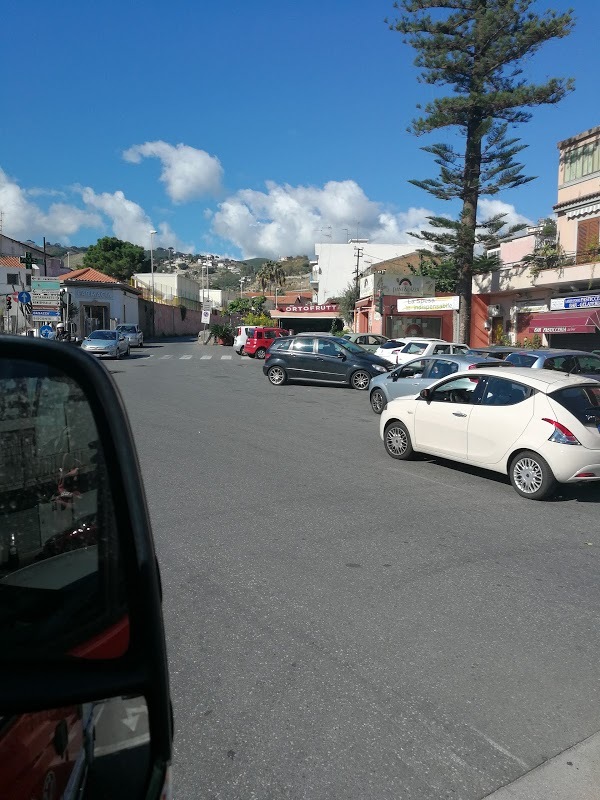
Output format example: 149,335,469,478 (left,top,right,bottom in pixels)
39,325,54,339
17,291,31,304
